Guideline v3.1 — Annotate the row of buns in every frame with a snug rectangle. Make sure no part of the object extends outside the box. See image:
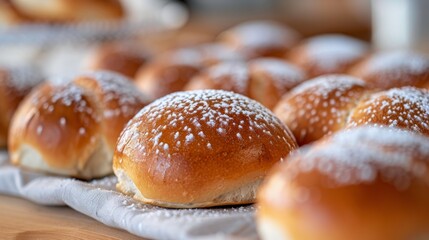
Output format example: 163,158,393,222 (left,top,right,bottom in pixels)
86,21,429,107
1,20,429,239
0,0,124,26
